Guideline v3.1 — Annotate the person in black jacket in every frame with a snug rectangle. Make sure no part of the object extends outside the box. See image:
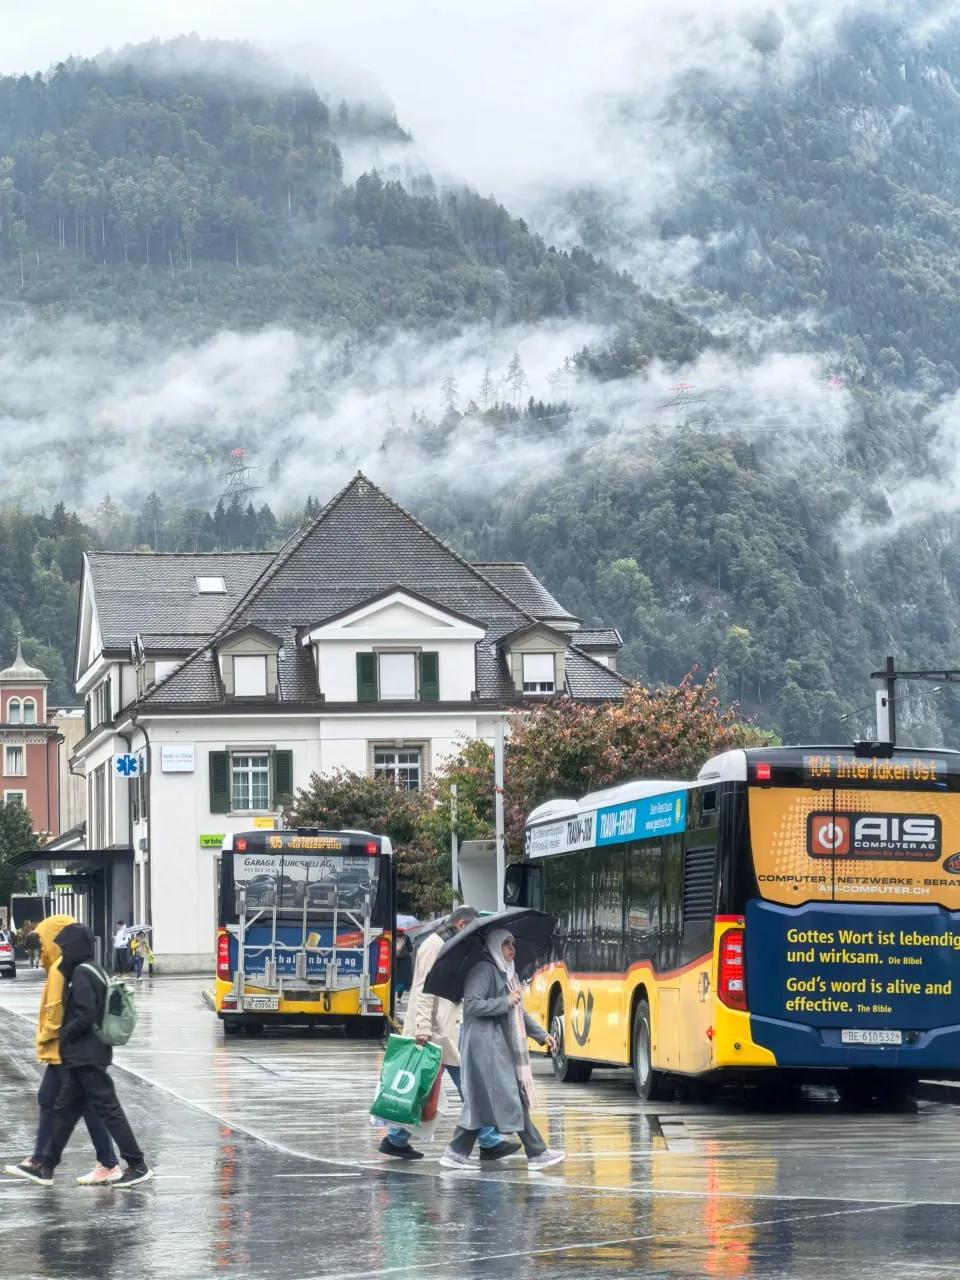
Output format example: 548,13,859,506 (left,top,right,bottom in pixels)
26,923,152,1188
